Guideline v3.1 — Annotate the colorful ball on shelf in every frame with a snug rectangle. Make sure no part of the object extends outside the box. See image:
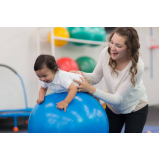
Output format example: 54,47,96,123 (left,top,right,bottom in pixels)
67,27,92,46
67,27,107,47
56,57,79,72
76,56,97,73
48,27,70,47
67,27,76,33
89,27,107,47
